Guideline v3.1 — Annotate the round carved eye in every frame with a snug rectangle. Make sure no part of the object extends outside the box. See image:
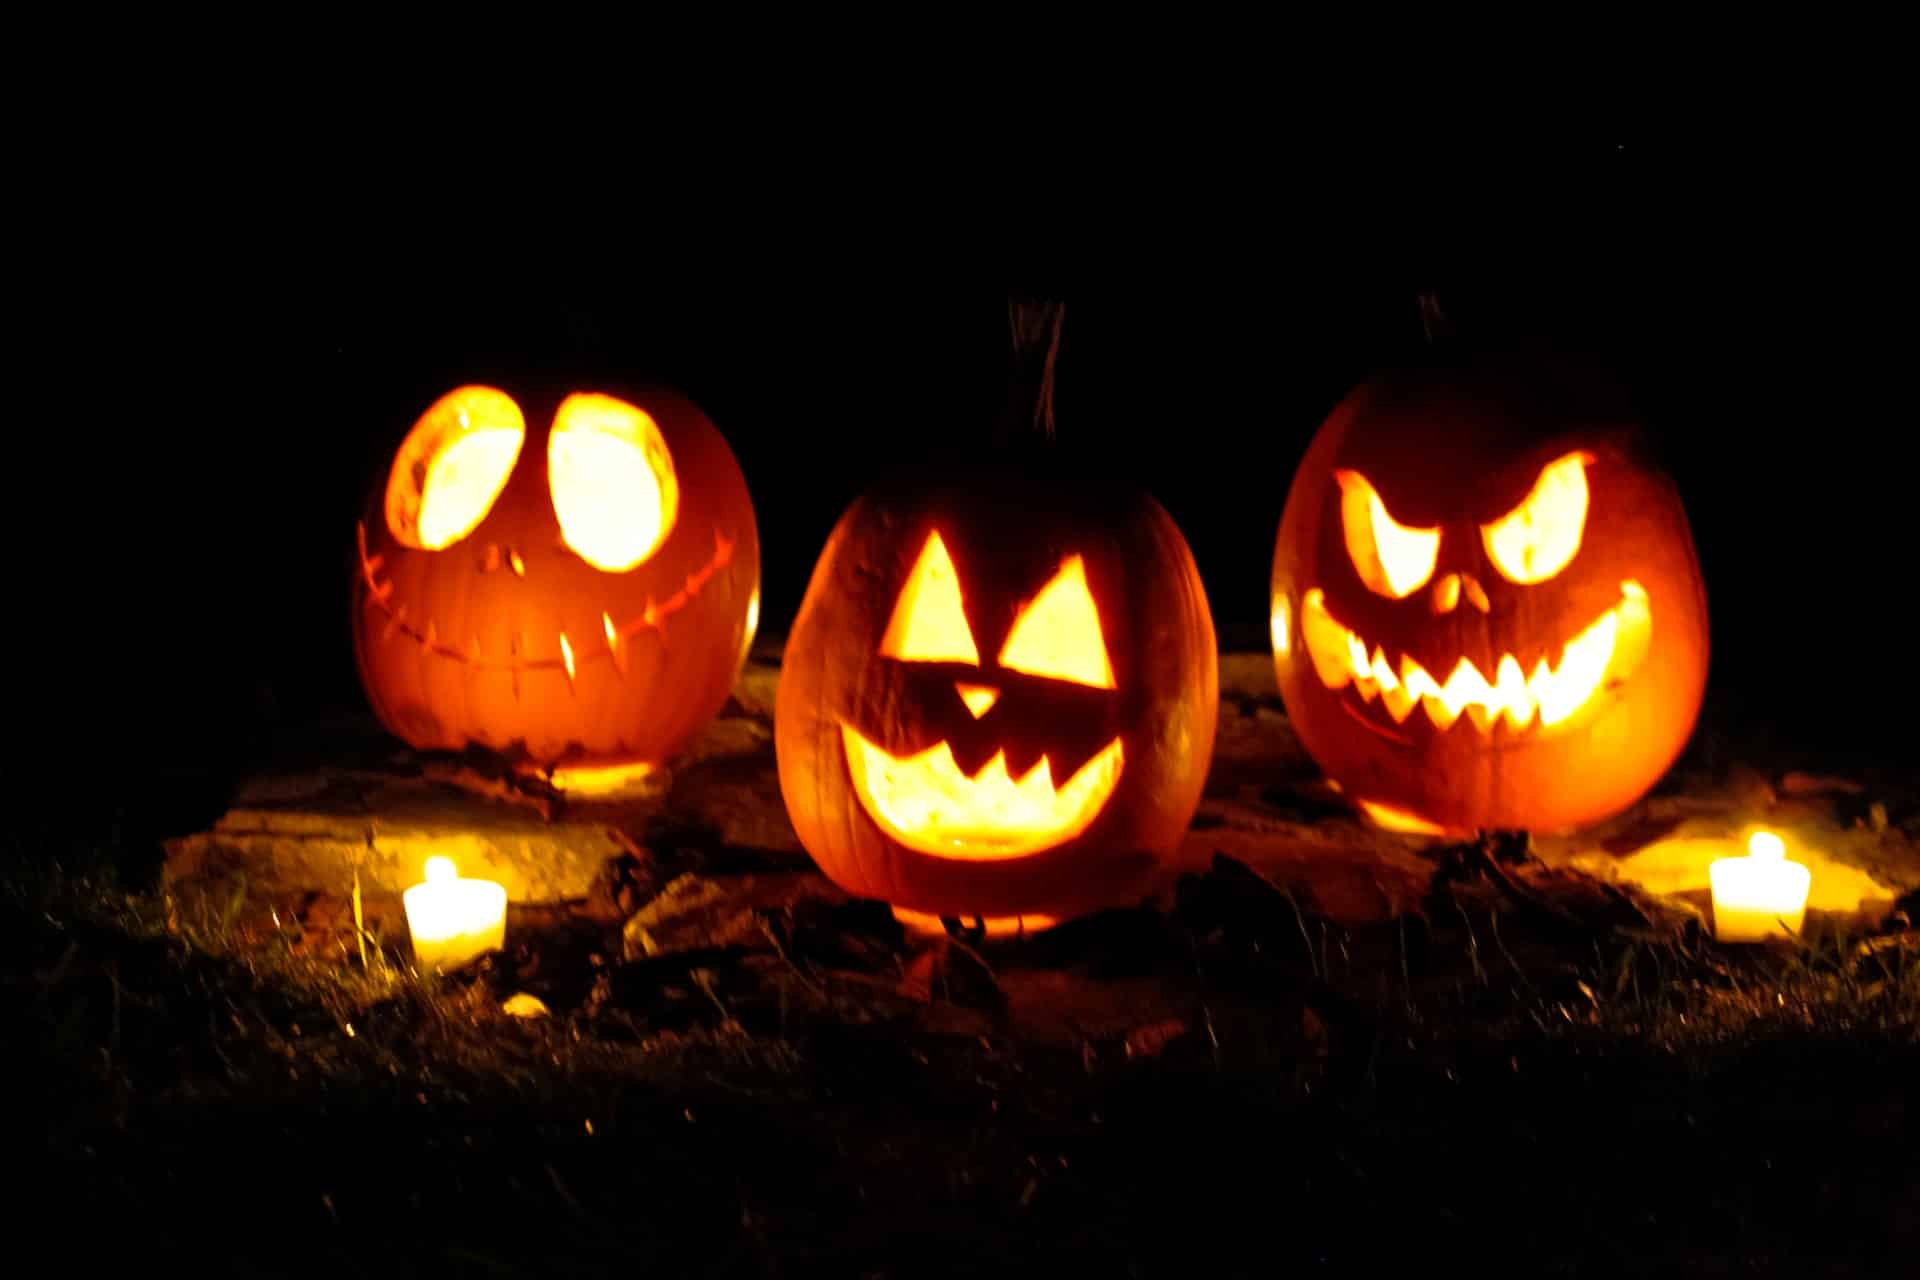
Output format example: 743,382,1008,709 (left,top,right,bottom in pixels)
1334,470,1440,598
384,386,526,550
1481,452,1592,584
549,394,680,572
